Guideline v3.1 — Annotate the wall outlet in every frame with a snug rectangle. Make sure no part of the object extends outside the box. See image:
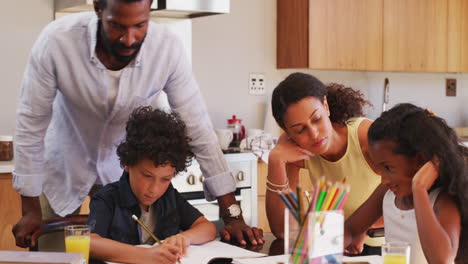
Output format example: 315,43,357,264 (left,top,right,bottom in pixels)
249,73,266,95
446,78,456,97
